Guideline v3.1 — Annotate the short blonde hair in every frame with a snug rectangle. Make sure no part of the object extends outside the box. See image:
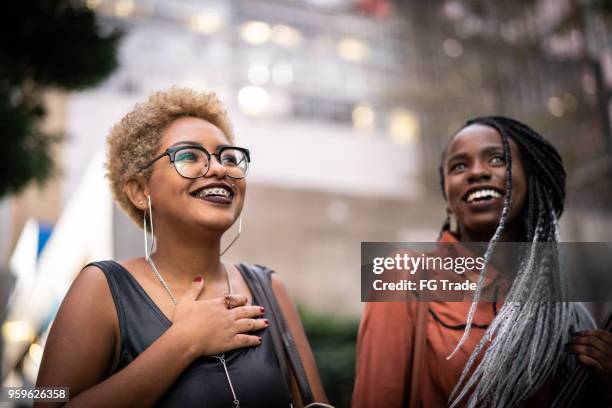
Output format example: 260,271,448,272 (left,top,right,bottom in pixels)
105,87,234,226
